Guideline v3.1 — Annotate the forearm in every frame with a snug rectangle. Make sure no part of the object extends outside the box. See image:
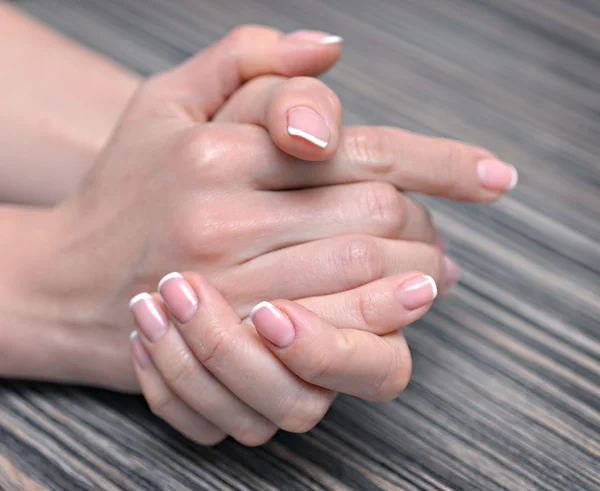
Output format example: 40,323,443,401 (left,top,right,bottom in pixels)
0,2,140,205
